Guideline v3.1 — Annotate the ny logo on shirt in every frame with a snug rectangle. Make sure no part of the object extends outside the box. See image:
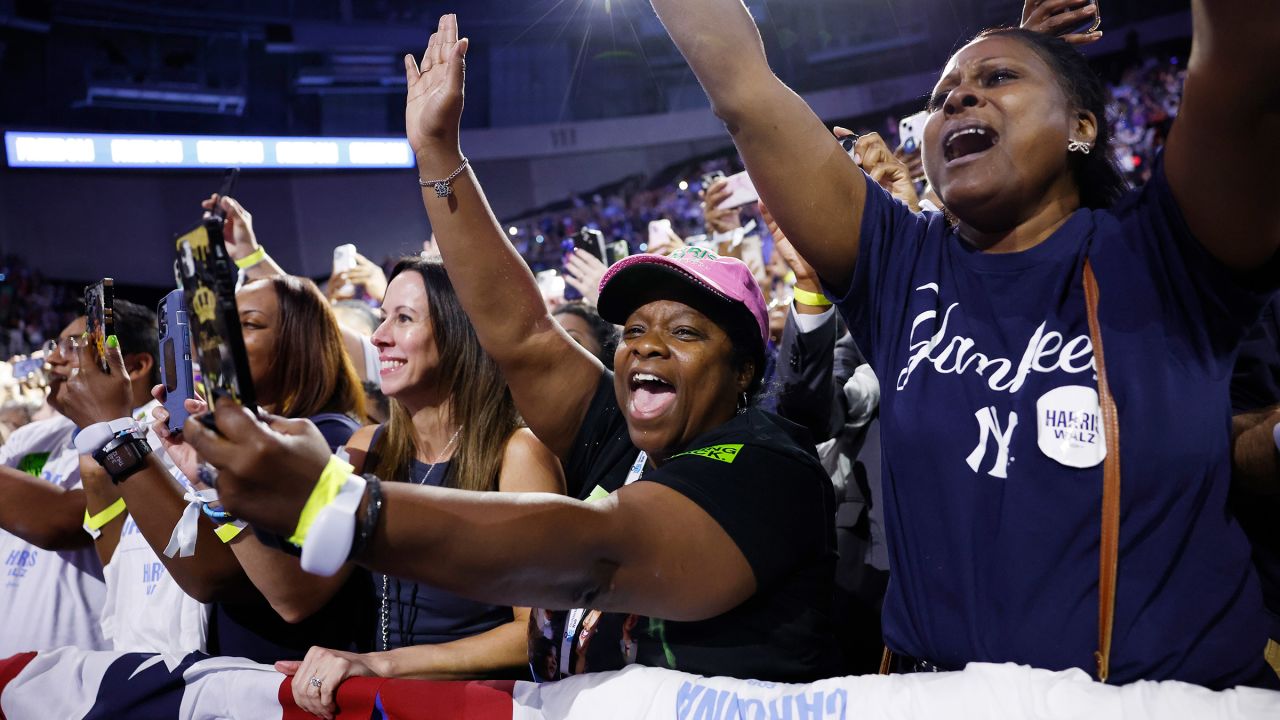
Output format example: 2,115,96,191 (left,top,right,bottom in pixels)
966,407,1018,479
